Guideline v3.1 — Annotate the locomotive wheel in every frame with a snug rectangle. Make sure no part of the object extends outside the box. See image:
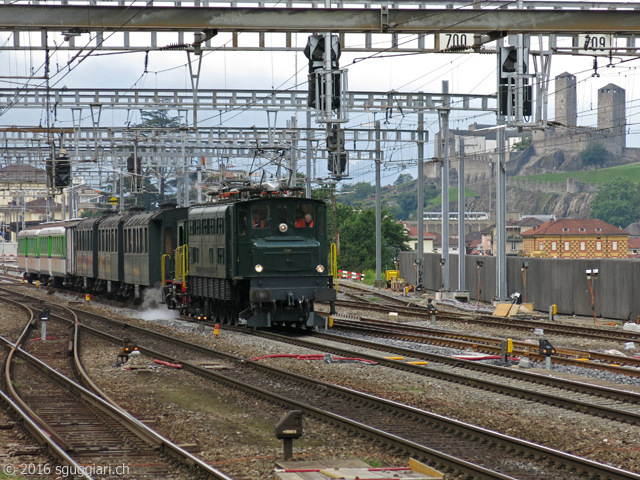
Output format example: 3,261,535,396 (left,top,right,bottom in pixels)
219,302,228,325
224,303,235,325
214,301,223,323
230,303,240,326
